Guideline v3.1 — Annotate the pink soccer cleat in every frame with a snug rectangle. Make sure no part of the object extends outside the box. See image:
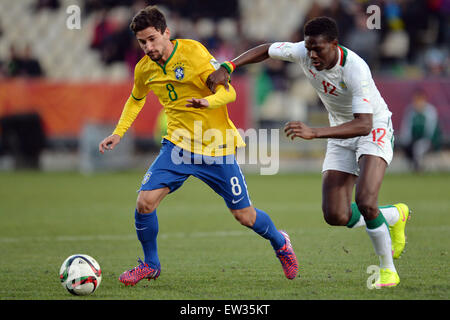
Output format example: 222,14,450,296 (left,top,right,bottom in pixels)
276,230,299,280
119,258,161,286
